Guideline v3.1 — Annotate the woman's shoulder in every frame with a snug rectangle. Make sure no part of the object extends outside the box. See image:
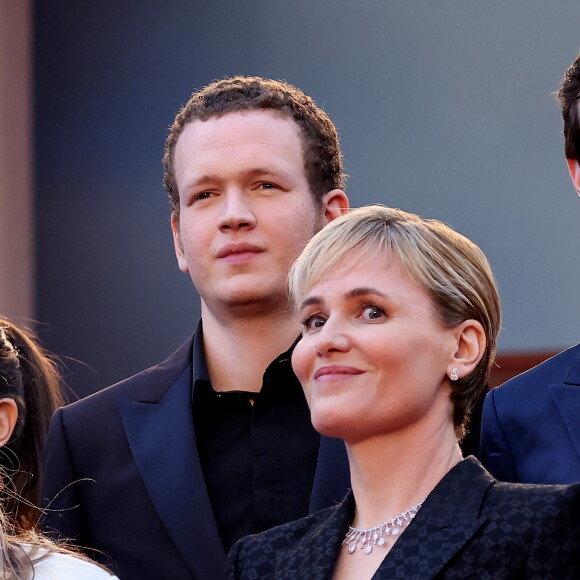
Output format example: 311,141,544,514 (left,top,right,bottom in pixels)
486,478,580,519
490,478,580,500
20,544,119,580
